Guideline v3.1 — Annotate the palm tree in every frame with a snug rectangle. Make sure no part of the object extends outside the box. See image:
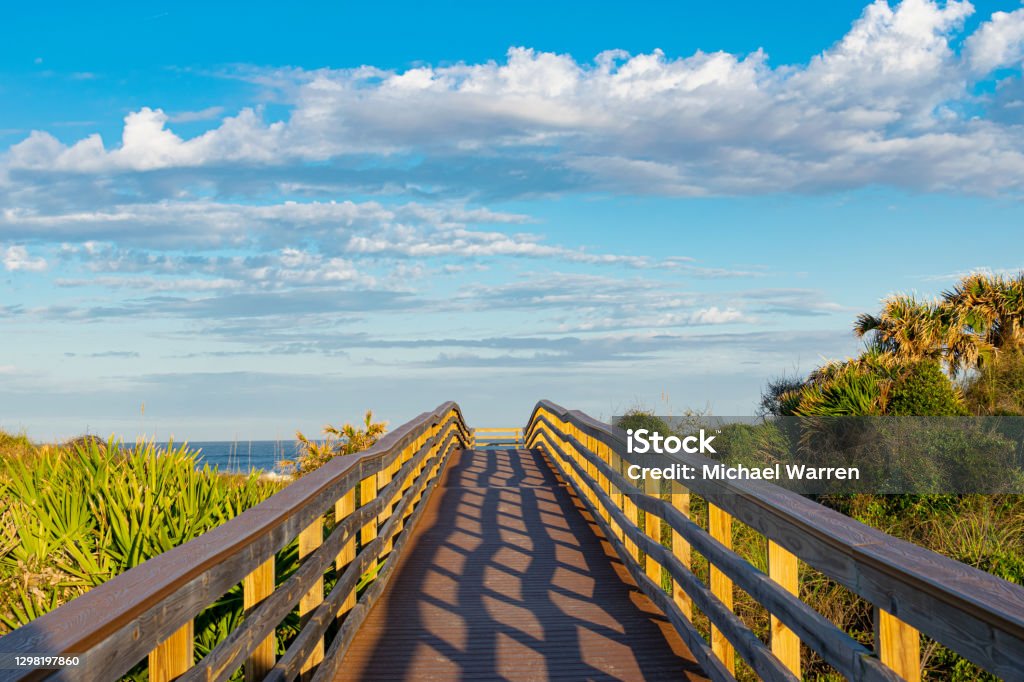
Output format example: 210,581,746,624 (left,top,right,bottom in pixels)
289,410,388,476
943,272,1024,352
854,294,992,374
324,410,388,455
